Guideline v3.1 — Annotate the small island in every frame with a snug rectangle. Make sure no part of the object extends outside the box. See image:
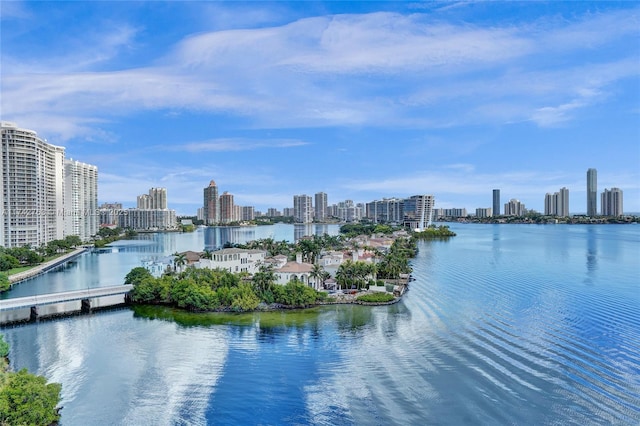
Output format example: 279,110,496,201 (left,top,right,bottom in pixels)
126,224,455,312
